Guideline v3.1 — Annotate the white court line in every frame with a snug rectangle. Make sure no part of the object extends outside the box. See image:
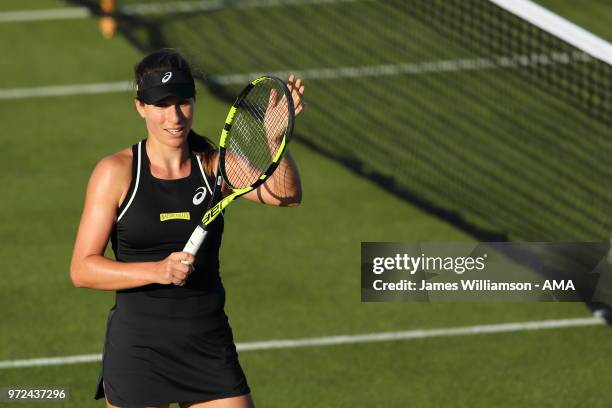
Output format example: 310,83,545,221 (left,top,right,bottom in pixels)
0,317,605,369
0,0,360,23
0,52,591,100
122,0,362,15
0,8,90,23
212,51,591,85
0,81,131,99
